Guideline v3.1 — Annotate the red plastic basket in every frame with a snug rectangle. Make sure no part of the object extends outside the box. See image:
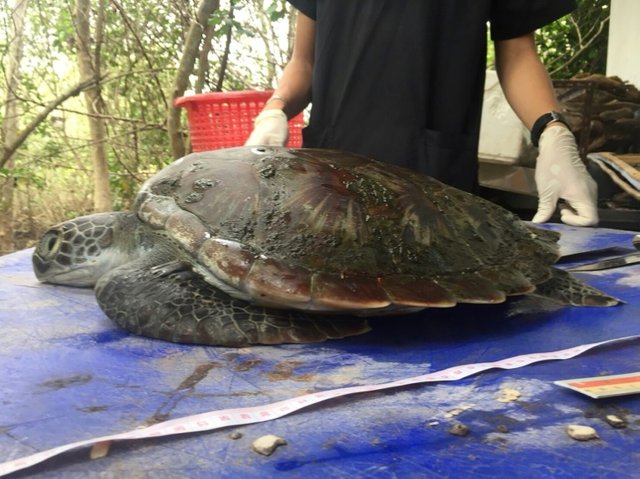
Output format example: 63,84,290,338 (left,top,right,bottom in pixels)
175,91,304,151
